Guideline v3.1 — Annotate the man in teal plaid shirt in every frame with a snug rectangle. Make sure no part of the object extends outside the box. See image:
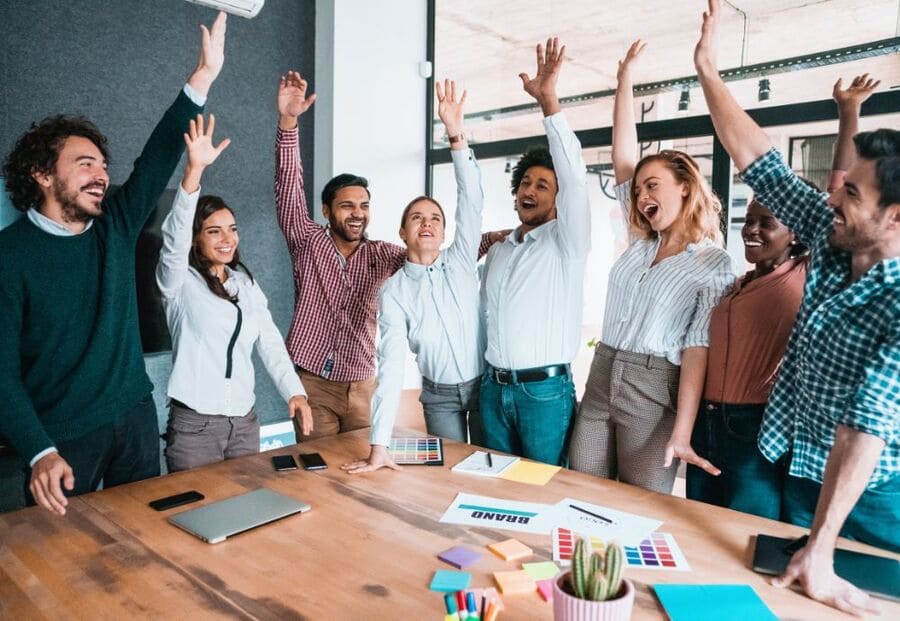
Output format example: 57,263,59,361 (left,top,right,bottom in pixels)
695,1,898,615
